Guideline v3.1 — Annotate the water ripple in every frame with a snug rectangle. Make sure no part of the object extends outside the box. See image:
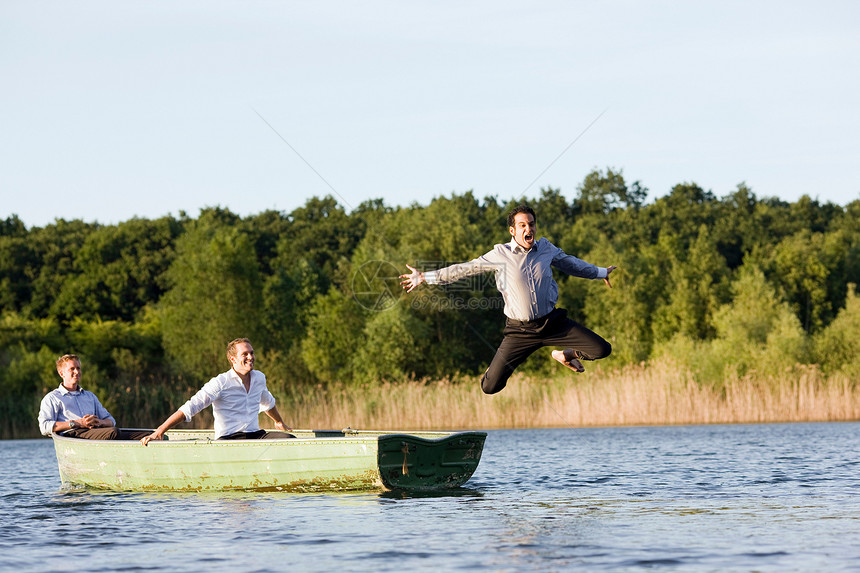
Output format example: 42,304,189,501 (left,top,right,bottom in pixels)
2,424,860,571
